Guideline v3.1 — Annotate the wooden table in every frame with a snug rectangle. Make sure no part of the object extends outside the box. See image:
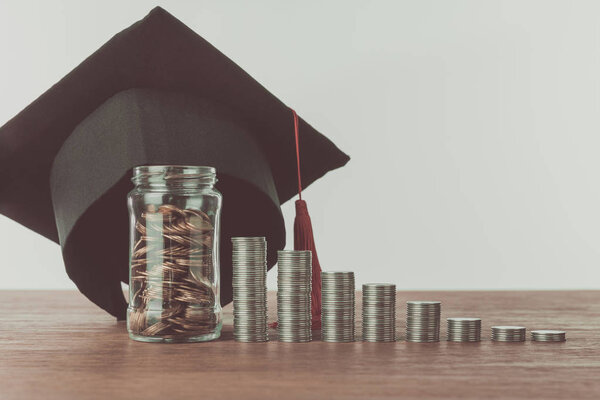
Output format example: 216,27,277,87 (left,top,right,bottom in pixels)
1,290,599,399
